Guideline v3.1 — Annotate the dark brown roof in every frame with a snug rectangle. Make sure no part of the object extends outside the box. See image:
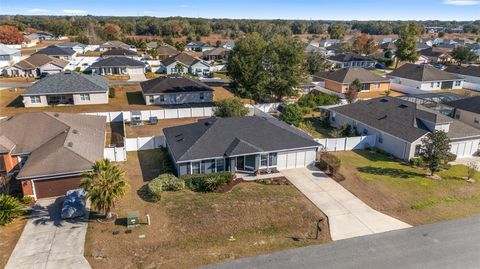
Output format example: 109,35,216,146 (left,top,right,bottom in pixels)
157,44,178,56
0,112,106,179
313,67,389,84
445,65,480,78
141,74,213,95
388,64,463,82
13,54,68,70
162,53,201,67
